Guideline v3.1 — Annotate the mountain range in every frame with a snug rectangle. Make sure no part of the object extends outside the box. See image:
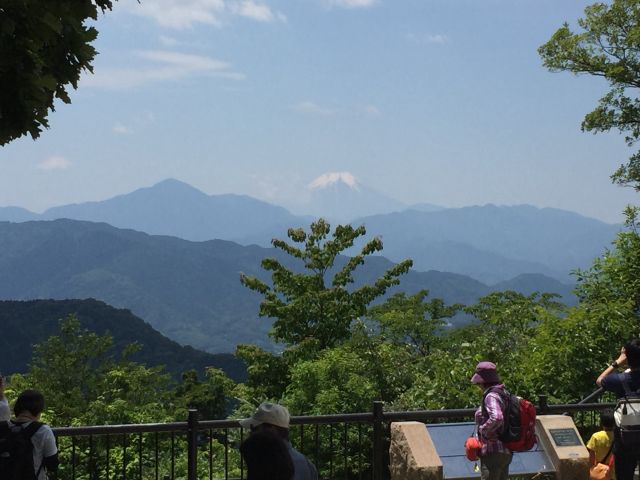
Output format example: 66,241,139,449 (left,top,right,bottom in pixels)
0,219,574,353
0,177,620,284
352,204,619,283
